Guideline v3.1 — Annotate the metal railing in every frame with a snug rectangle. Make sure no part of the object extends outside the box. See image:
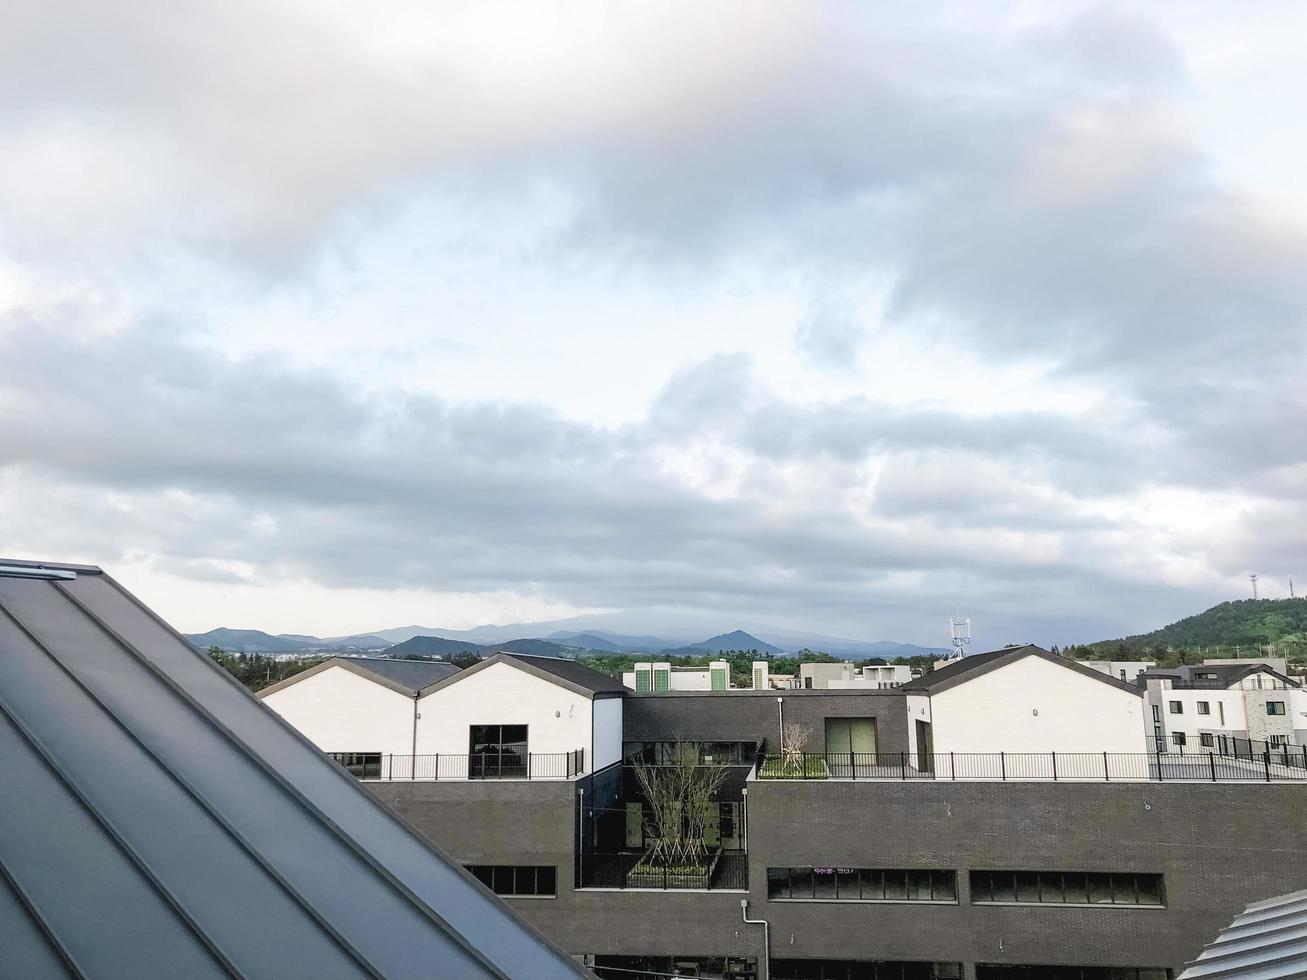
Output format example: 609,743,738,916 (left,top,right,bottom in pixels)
755,750,1307,783
1216,735,1307,767
329,748,585,781
578,851,749,890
